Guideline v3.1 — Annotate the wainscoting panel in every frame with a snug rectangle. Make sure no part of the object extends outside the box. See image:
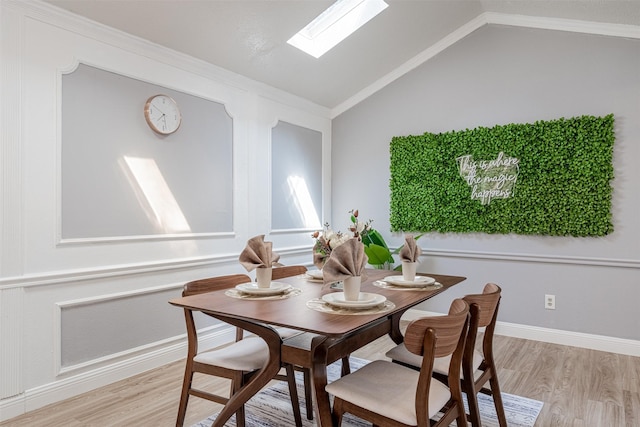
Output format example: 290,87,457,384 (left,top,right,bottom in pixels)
57,285,185,370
